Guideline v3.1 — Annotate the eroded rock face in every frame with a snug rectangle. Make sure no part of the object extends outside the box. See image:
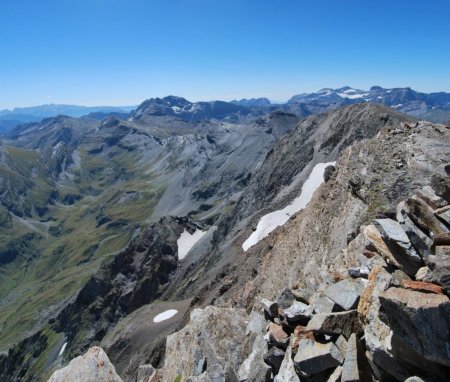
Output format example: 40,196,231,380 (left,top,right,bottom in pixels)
159,306,248,381
47,347,123,382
